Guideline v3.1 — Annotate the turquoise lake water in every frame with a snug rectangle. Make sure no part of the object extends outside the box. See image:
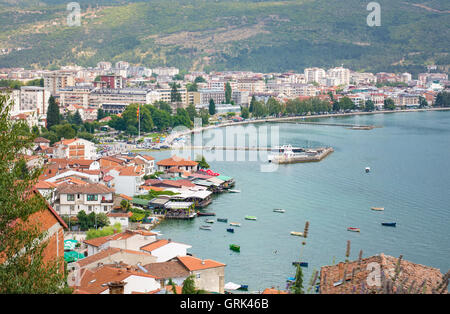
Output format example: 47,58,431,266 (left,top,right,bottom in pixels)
142,110,450,292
